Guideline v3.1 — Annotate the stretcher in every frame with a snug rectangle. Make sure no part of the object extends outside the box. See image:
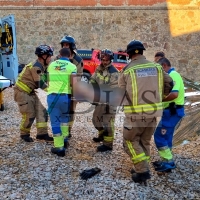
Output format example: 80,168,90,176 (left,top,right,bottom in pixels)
0,75,12,111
